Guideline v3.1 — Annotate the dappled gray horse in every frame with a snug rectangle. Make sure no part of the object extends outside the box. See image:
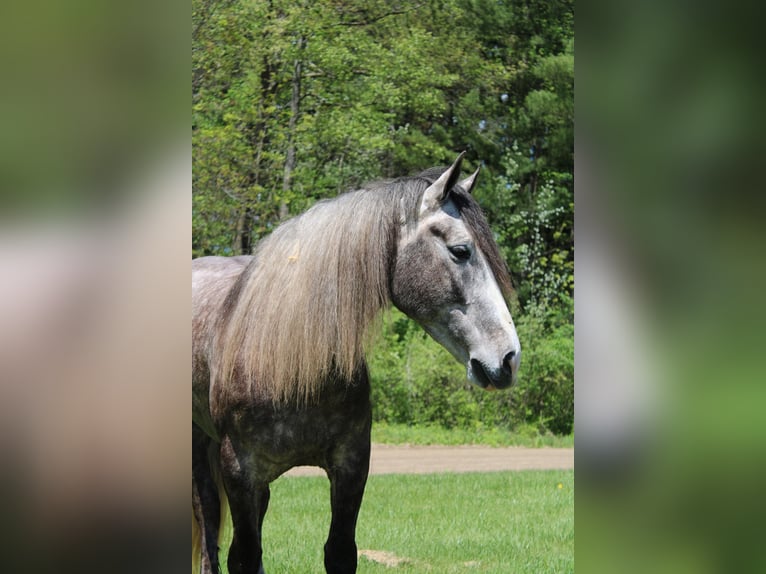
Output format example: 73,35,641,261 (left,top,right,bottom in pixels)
192,153,521,574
